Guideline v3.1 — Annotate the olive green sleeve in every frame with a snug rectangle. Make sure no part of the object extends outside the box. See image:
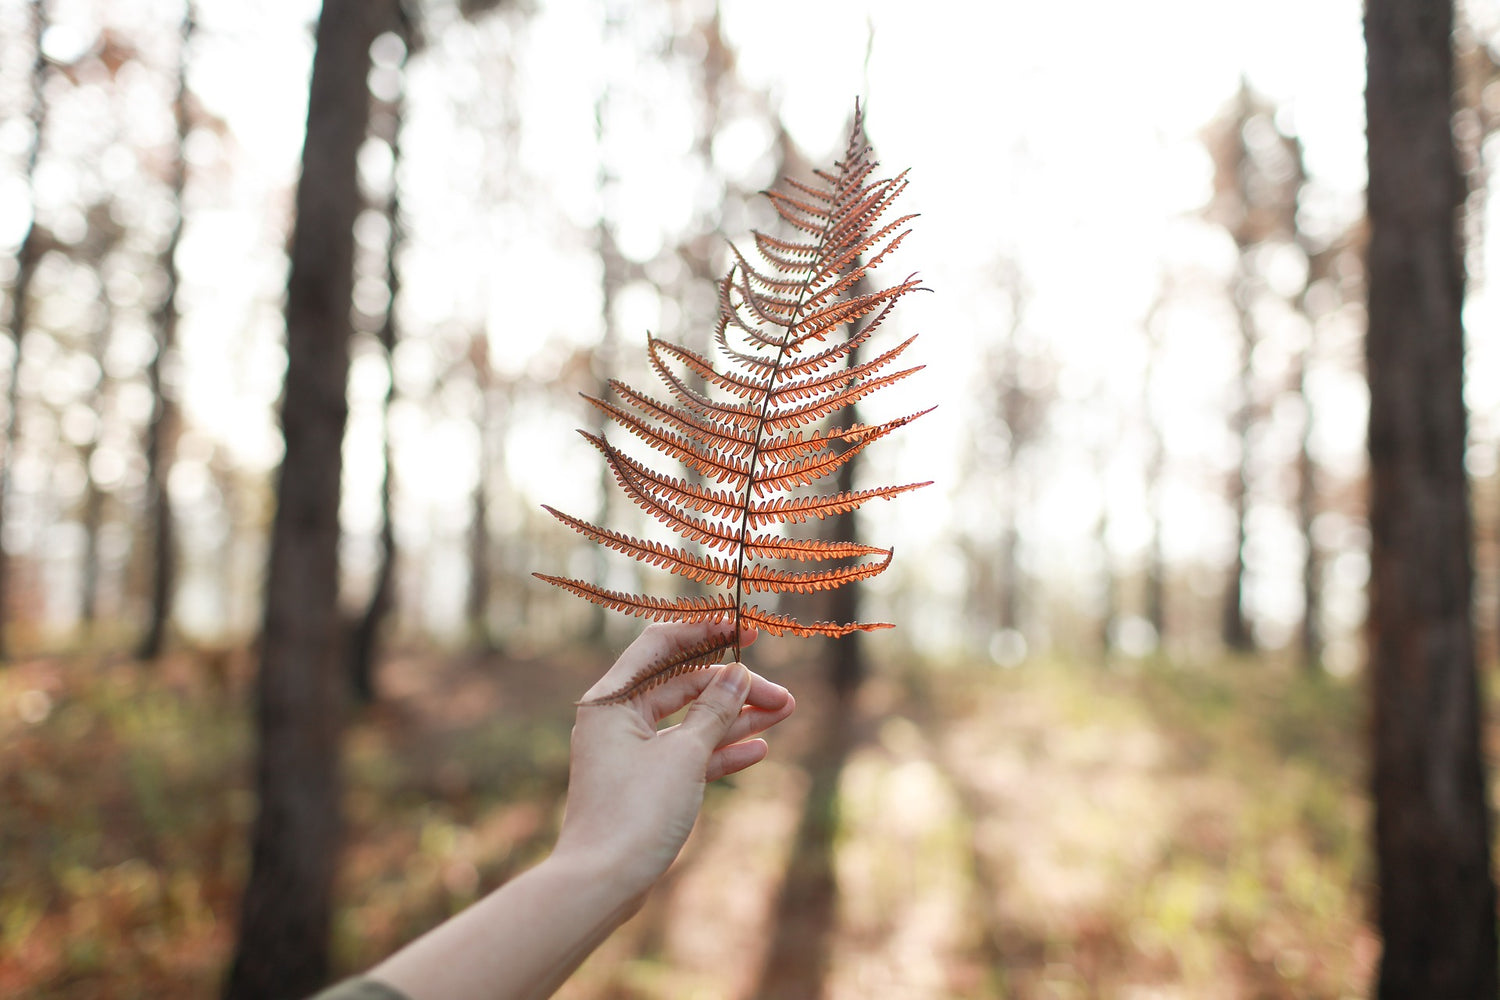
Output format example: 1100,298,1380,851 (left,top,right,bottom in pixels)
308,977,412,1000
